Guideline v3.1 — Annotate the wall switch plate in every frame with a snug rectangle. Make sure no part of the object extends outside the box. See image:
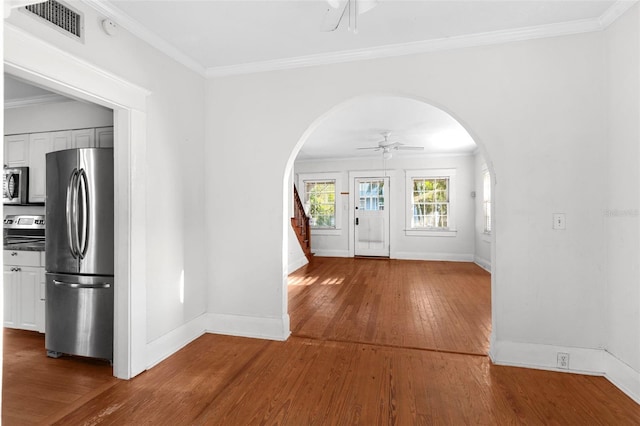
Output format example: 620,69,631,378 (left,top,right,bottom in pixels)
557,352,569,369
553,213,566,230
